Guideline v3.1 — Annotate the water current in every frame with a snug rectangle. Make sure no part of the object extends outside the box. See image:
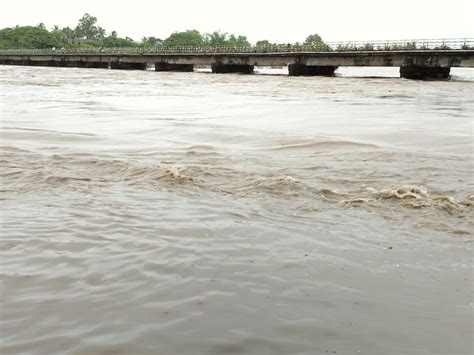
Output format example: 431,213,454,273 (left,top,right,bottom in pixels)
1,66,473,354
